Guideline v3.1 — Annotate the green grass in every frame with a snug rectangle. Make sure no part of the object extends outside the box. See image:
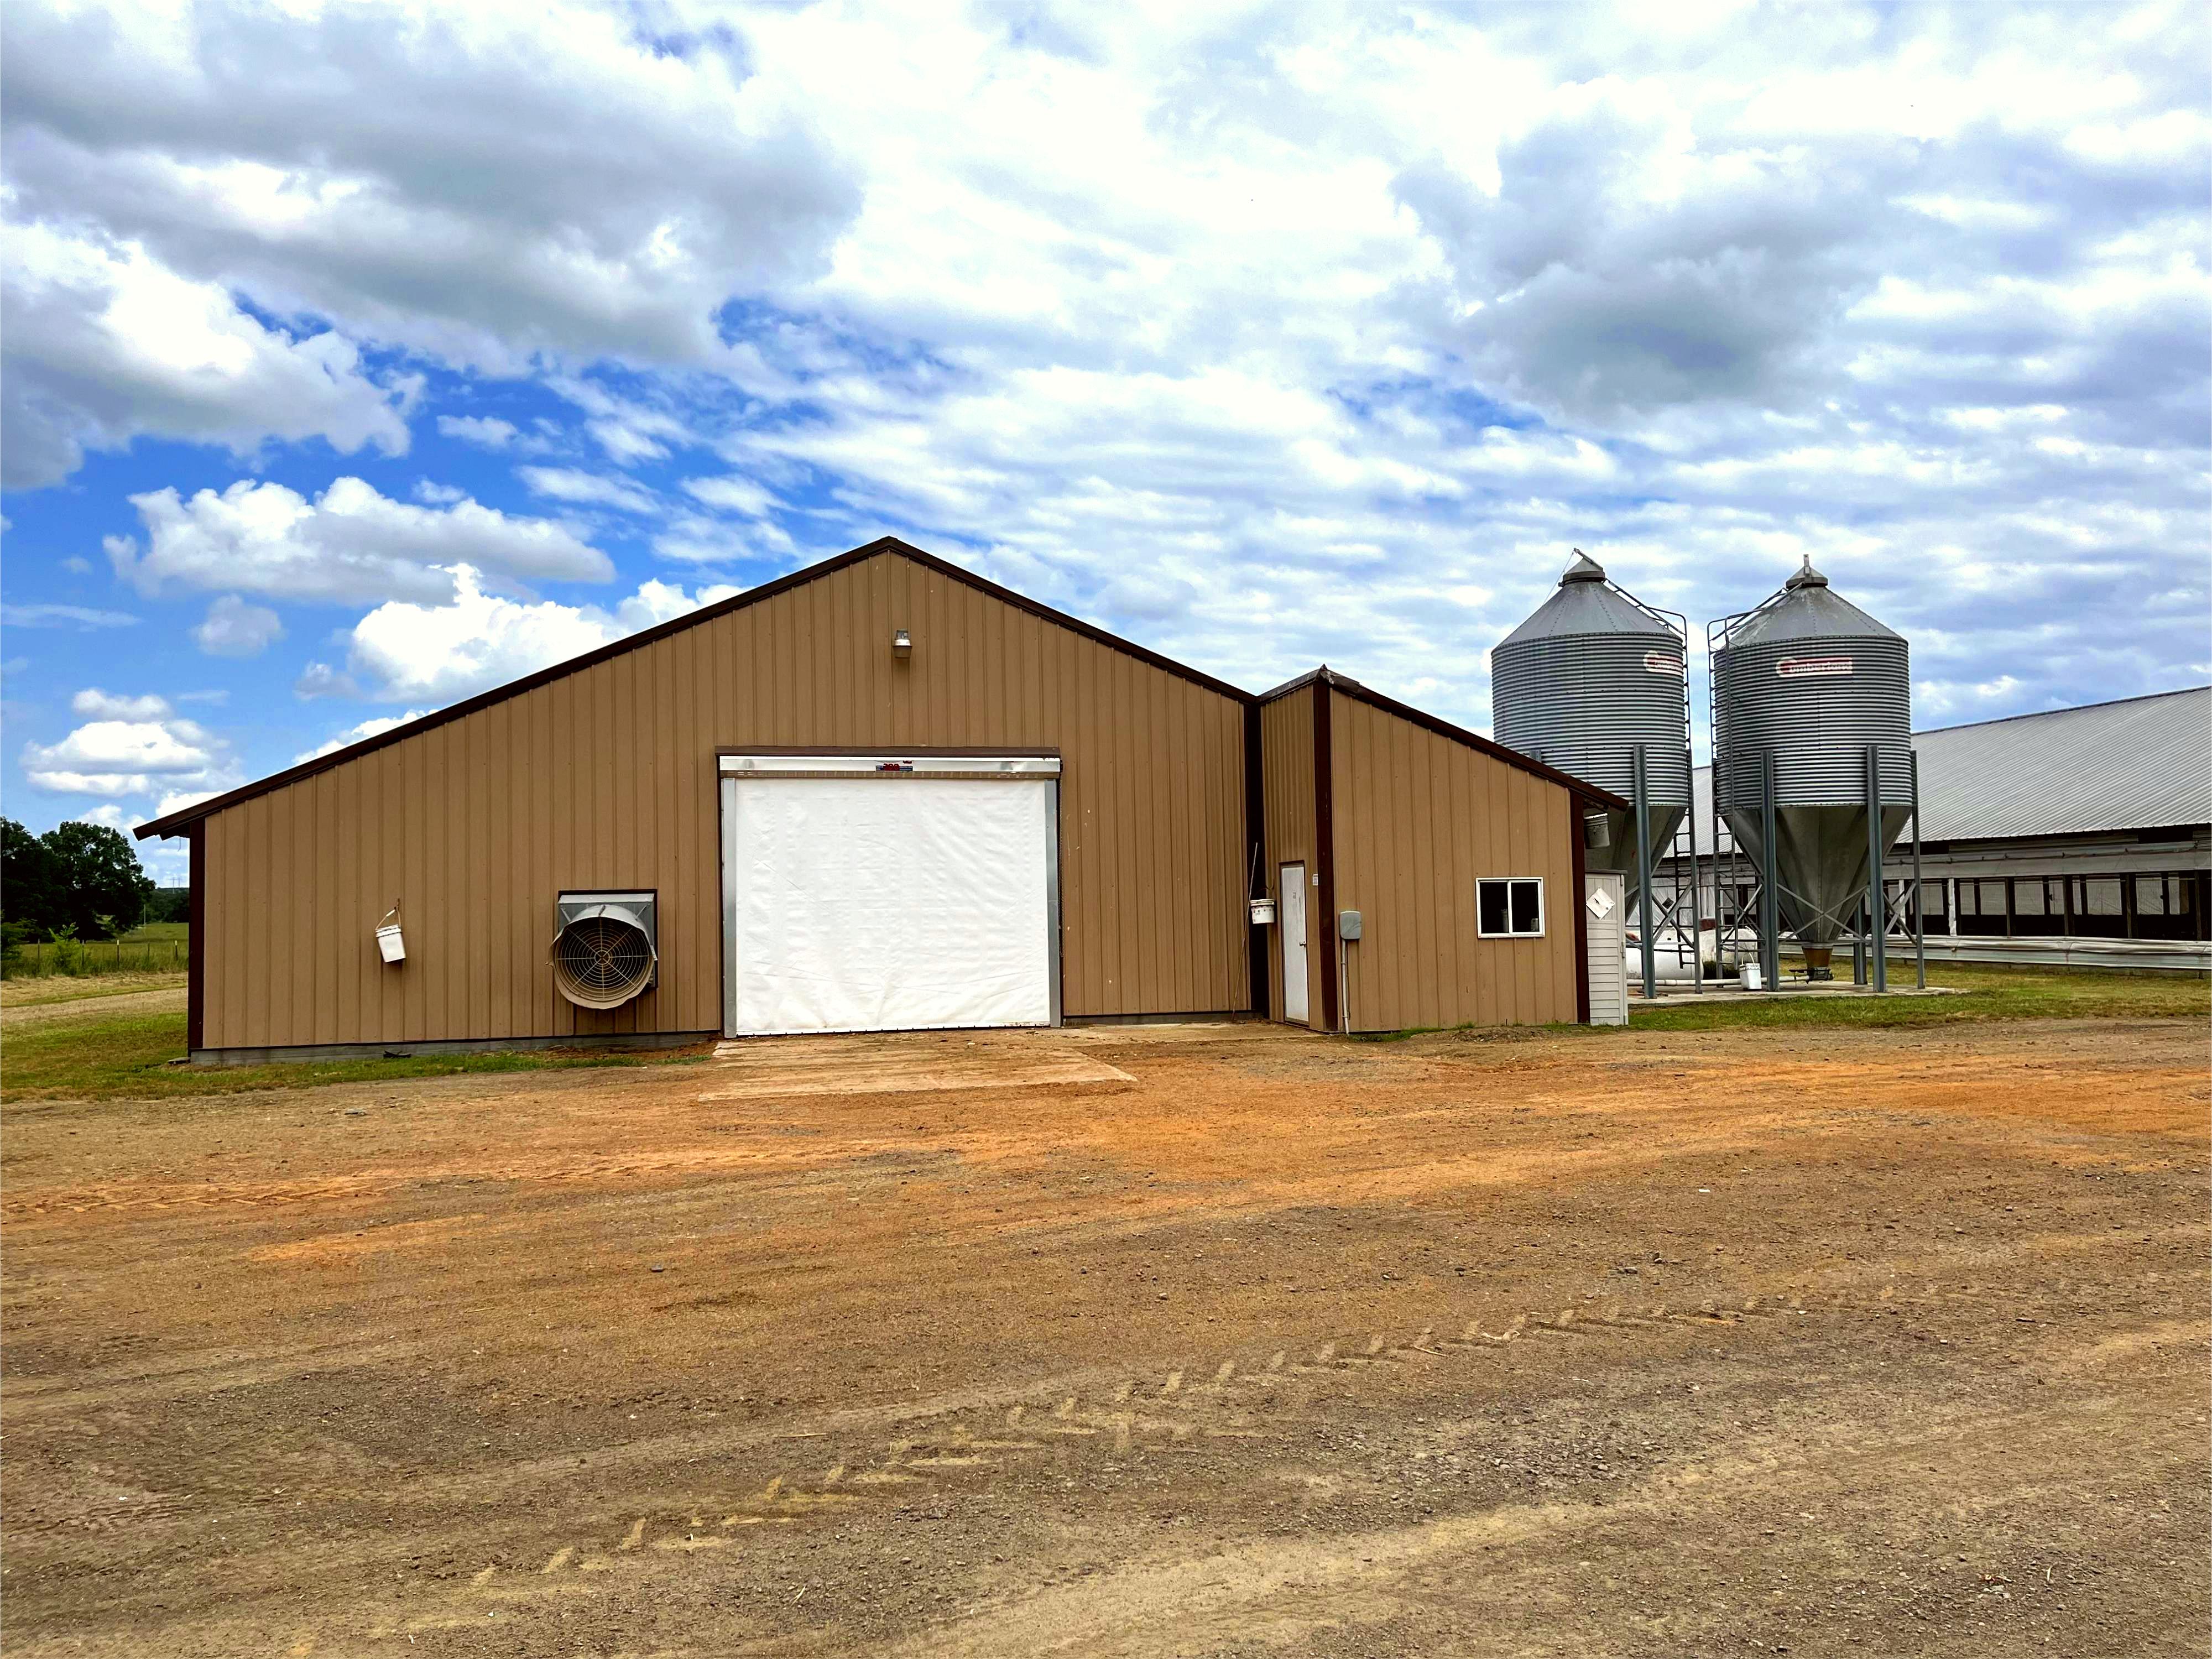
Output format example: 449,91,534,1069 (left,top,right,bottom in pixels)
0,1008,709,1103
1627,962,2208,1031
4,933,191,977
